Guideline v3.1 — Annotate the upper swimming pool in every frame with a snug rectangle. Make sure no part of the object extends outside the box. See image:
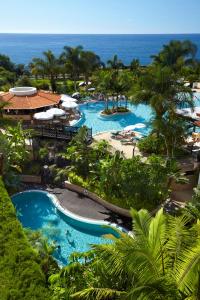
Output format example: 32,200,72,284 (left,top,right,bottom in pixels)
194,92,200,106
12,190,120,266
78,93,200,135
78,101,153,135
